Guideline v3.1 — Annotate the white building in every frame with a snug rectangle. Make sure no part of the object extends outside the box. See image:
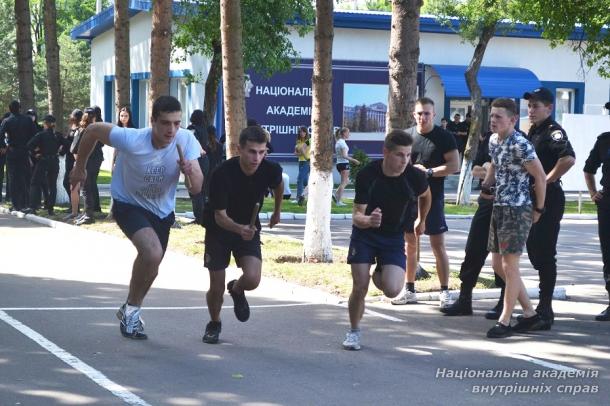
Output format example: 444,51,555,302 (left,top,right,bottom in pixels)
71,4,610,186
